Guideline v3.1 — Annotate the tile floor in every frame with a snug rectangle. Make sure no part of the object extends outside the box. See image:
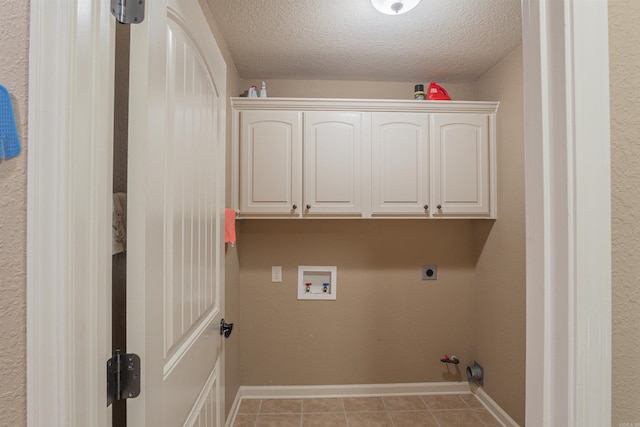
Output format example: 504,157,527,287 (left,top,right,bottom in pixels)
232,393,503,427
